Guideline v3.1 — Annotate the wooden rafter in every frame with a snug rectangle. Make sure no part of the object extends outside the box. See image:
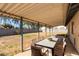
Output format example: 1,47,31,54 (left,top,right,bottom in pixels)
65,3,79,26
